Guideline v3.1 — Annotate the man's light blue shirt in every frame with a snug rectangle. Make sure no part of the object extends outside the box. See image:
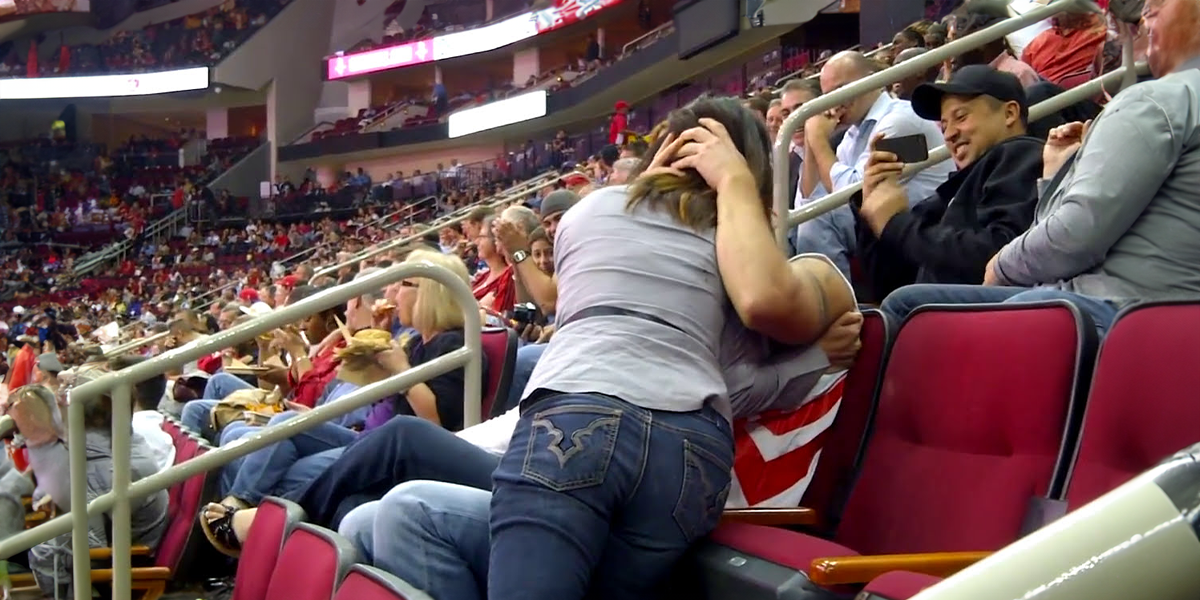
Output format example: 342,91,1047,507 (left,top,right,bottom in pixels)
794,92,956,275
